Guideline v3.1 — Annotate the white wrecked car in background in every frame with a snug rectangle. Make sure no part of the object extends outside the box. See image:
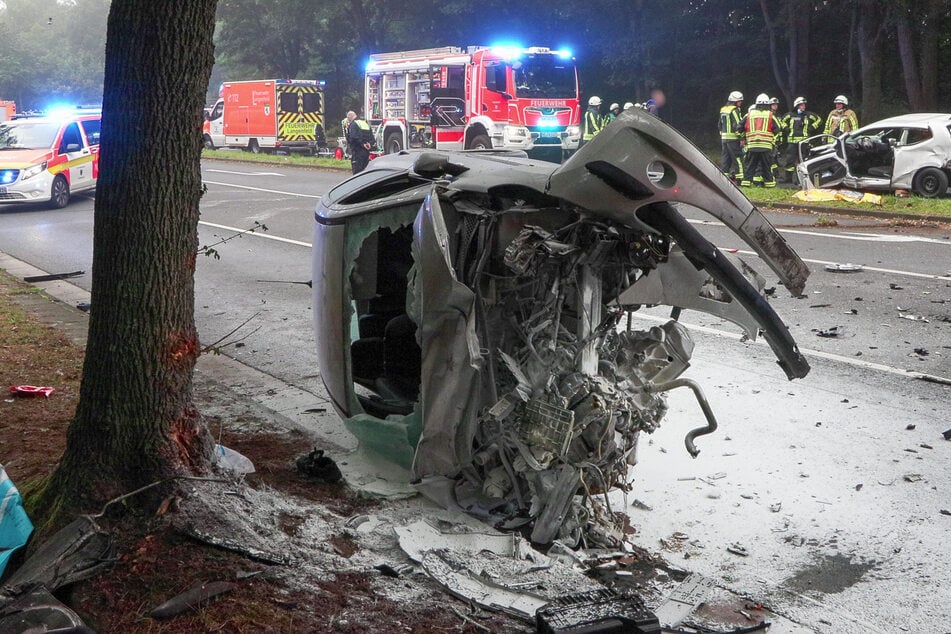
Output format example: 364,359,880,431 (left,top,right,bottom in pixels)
312,109,810,546
798,112,951,197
